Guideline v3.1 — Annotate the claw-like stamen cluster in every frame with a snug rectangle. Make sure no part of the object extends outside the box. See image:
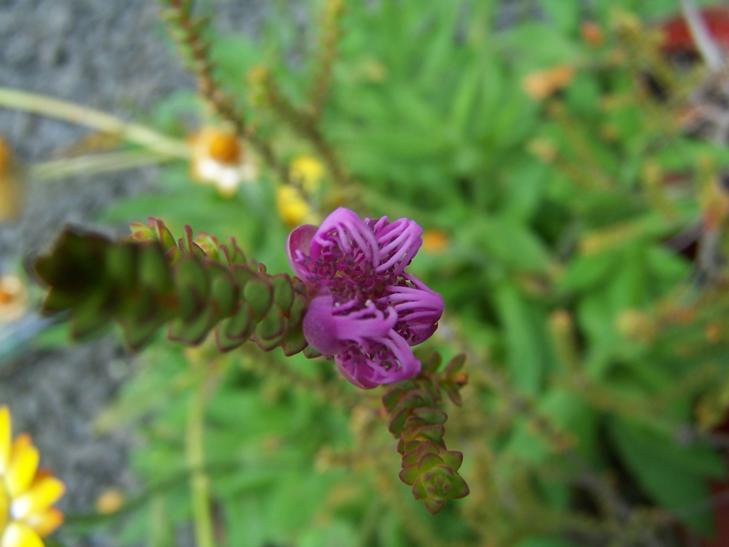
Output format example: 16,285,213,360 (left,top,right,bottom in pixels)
287,208,444,388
